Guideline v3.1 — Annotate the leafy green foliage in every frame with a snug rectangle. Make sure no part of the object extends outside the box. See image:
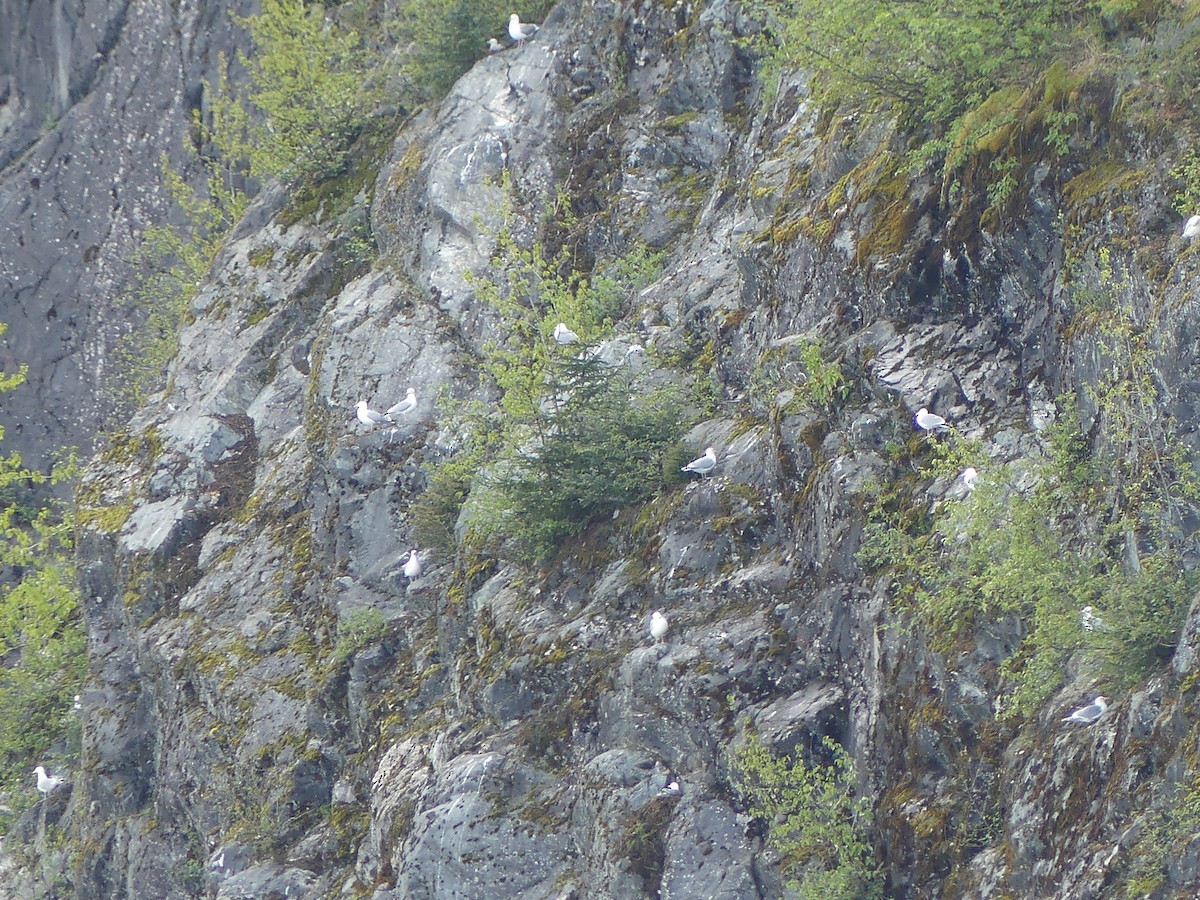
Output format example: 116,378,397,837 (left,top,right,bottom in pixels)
858,242,1199,716
0,337,84,824
485,356,686,559
1122,769,1200,896
1172,146,1200,217
756,0,1067,130
748,0,1156,215
750,338,847,412
113,0,390,410
333,608,388,661
1069,248,1200,539
395,0,552,97
429,197,684,561
227,0,389,190
733,731,881,899
411,444,483,557
860,415,1195,718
